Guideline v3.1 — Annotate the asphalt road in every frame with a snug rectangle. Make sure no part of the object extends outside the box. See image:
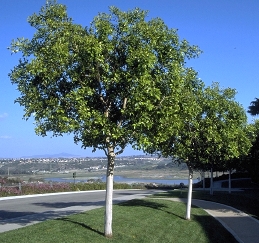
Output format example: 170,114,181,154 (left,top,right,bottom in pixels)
0,189,161,232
